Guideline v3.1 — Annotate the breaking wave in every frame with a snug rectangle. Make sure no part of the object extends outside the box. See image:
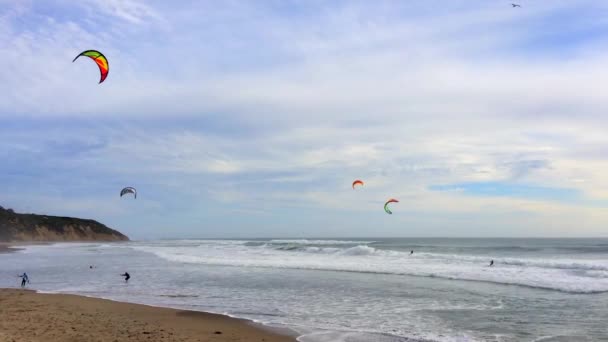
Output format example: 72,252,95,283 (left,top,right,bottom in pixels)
130,239,608,294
